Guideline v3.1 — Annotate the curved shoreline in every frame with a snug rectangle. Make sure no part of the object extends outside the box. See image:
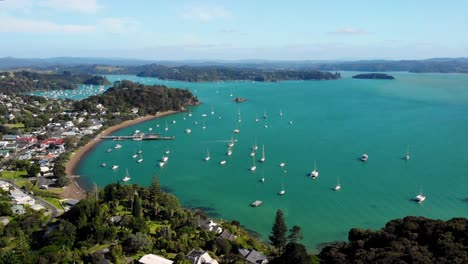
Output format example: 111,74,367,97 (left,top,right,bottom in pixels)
61,110,178,200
